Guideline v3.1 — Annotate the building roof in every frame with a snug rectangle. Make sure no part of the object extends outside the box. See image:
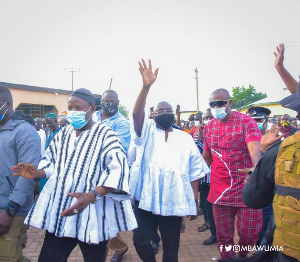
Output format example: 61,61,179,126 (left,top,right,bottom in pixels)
0,81,102,98
0,81,73,95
